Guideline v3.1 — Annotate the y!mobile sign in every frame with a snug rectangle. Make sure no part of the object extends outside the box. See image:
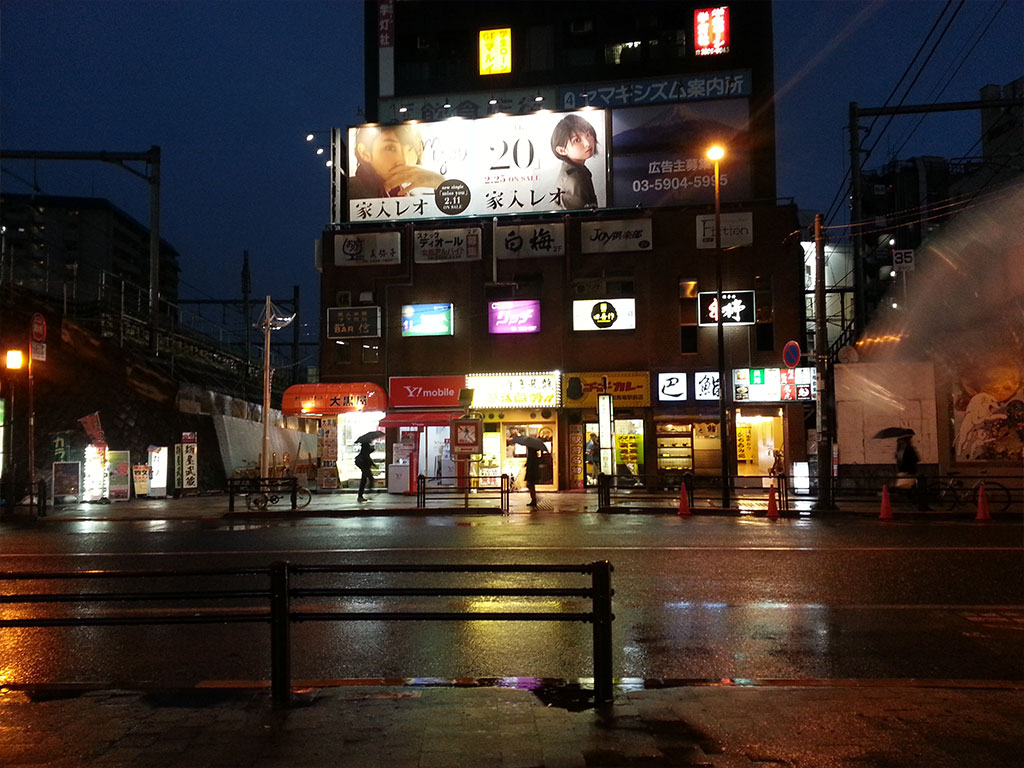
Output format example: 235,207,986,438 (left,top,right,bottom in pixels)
347,109,607,222
389,375,466,408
